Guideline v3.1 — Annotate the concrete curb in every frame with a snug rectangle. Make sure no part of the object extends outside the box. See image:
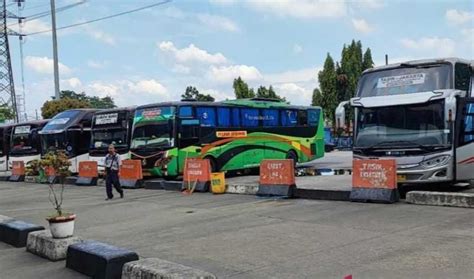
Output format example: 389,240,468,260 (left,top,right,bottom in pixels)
122,258,217,279
406,191,474,208
225,184,258,195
